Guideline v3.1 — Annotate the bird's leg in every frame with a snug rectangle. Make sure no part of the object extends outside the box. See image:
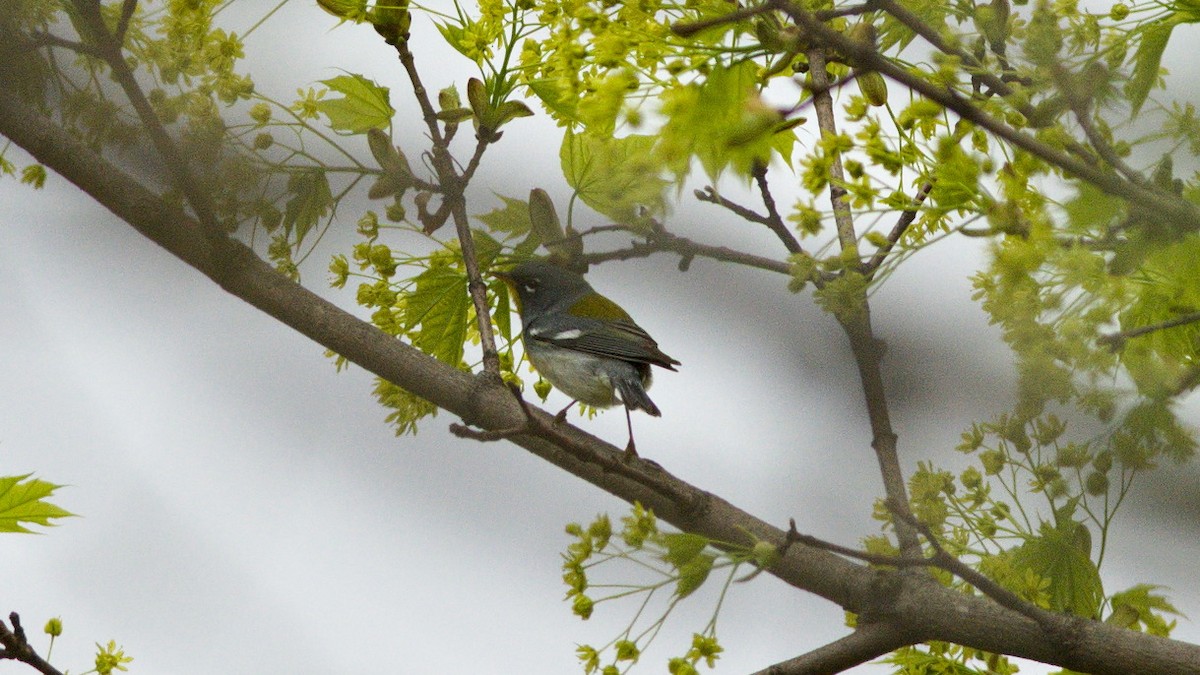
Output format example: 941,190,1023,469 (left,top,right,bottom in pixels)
622,406,639,460
554,399,579,423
